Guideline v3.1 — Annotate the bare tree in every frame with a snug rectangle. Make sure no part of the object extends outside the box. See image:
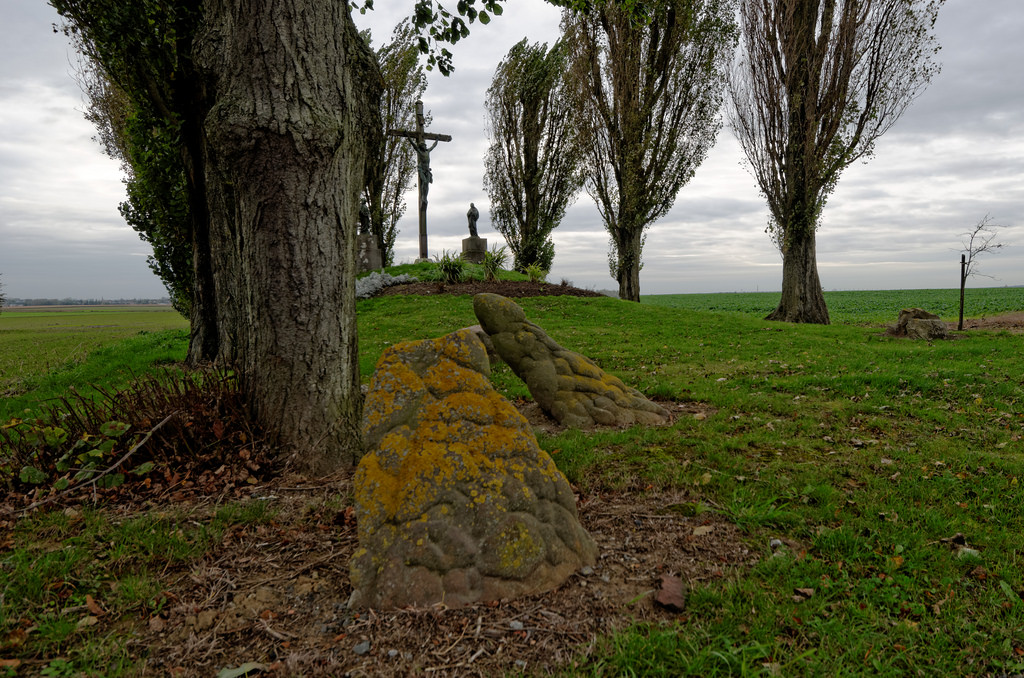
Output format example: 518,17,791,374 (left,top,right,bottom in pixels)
730,0,944,324
364,21,429,267
484,38,585,273
563,0,736,302
958,215,1007,330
